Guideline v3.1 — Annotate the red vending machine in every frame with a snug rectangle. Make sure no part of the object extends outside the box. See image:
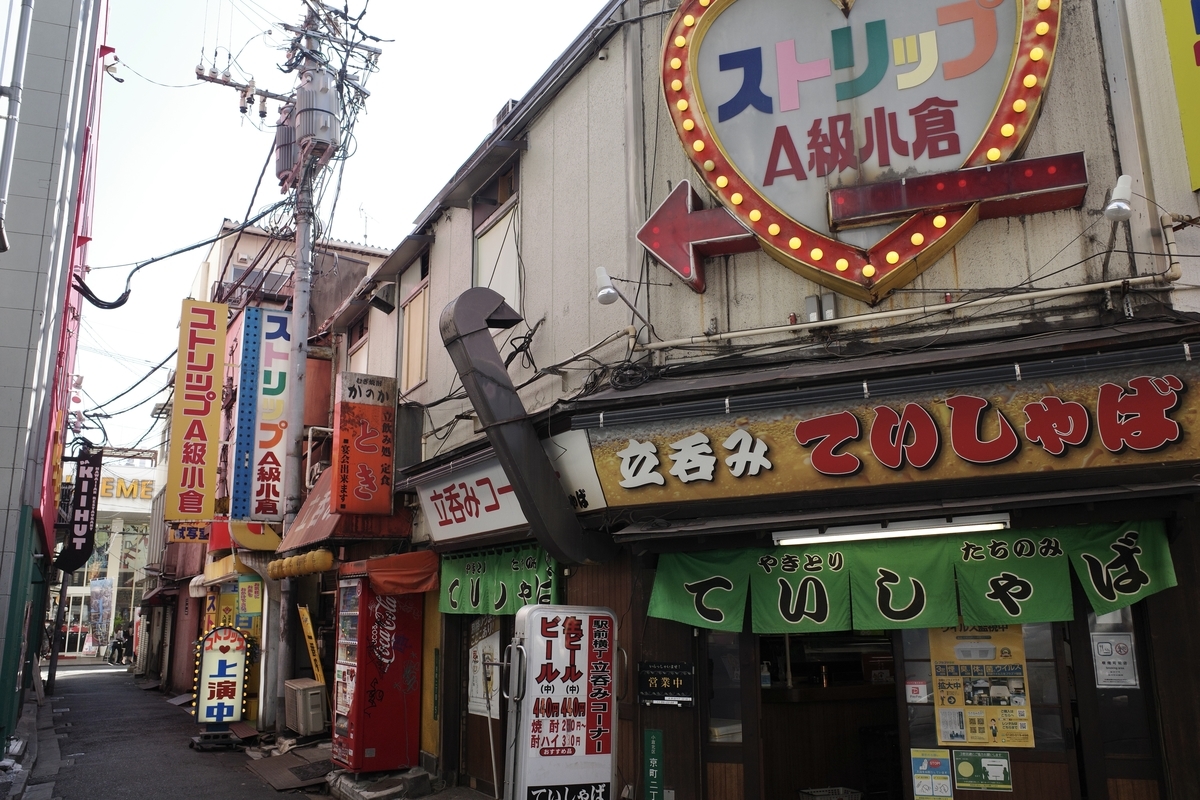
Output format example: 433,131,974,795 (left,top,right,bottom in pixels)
332,575,422,772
